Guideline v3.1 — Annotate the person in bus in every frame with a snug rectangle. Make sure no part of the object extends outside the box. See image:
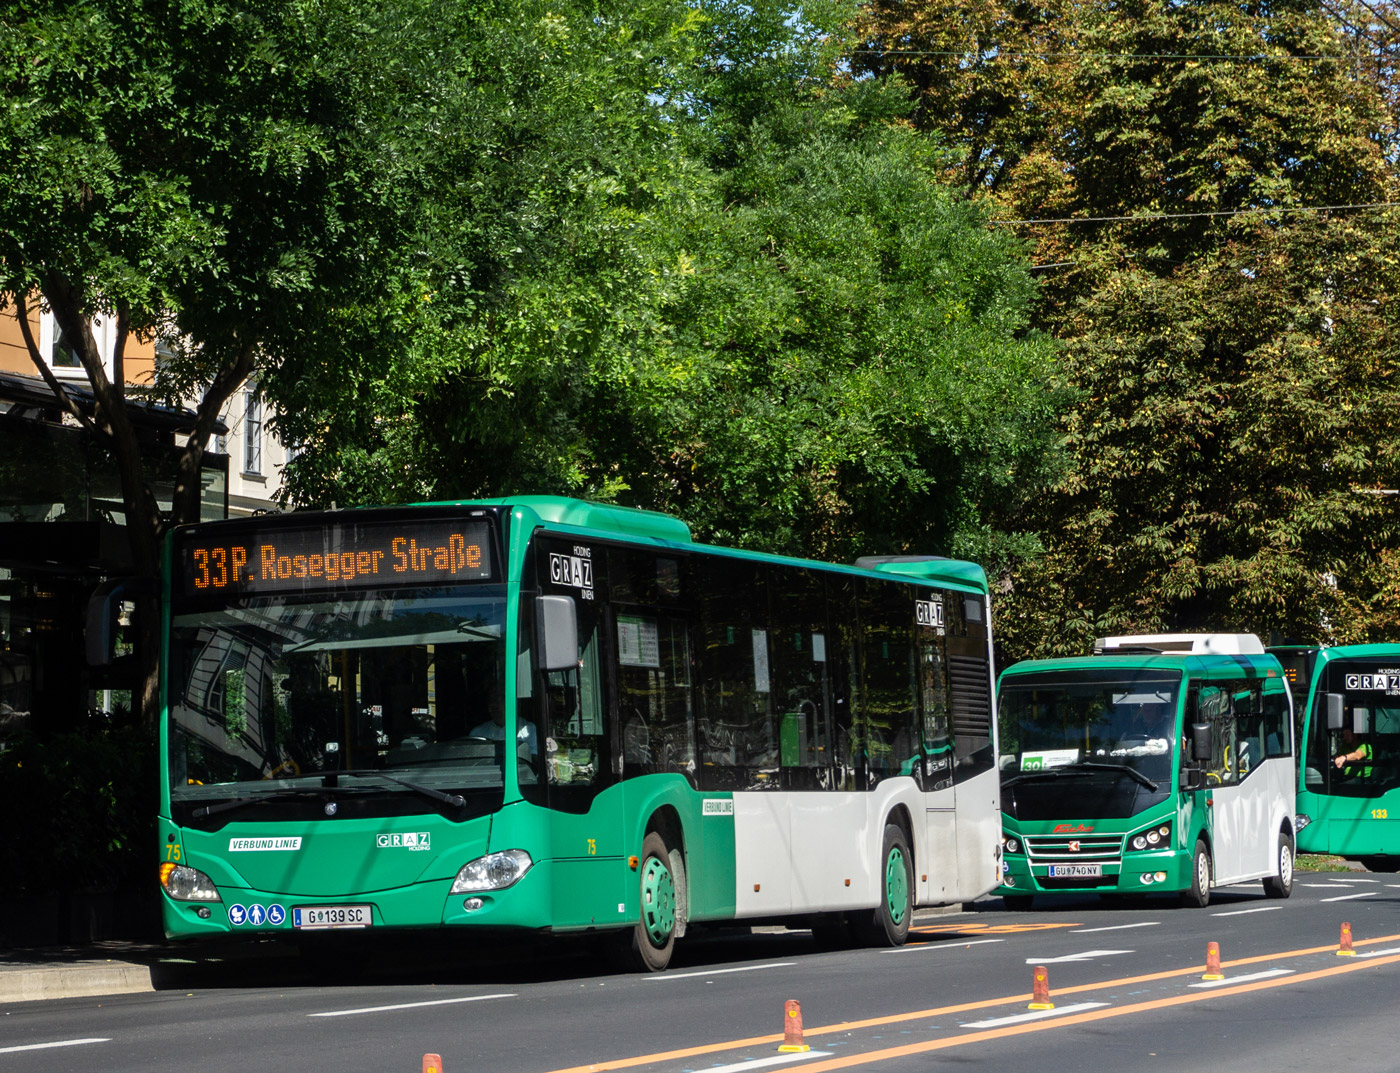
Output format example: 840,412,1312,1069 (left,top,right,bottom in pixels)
1333,727,1373,779
470,692,539,760
1109,702,1172,757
